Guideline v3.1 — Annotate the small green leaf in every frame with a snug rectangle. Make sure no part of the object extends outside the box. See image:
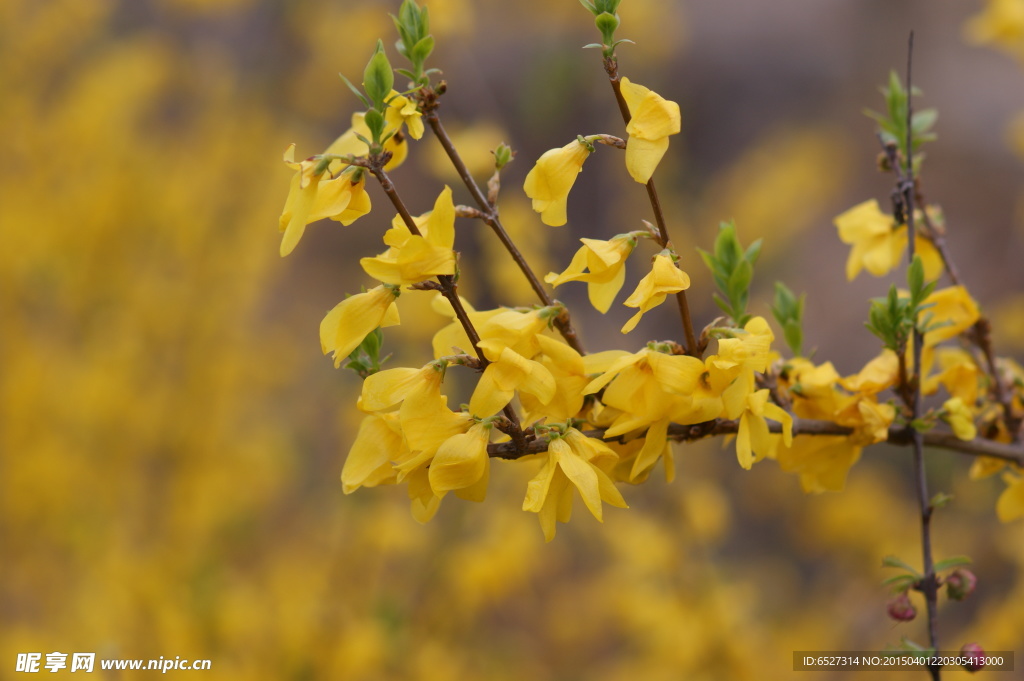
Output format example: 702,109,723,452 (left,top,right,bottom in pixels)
930,492,954,510
363,40,394,110
883,555,922,577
